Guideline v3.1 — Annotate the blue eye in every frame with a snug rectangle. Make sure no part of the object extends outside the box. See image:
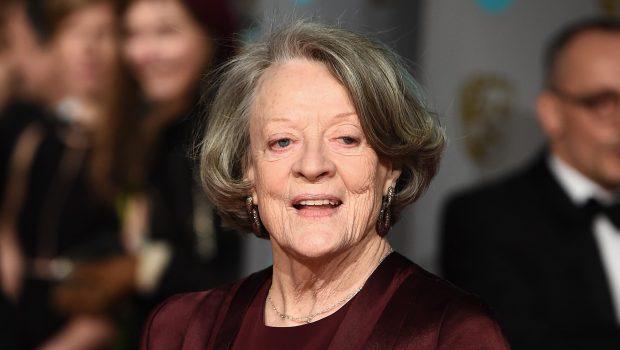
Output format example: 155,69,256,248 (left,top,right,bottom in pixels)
276,139,291,148
340,137,357,145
